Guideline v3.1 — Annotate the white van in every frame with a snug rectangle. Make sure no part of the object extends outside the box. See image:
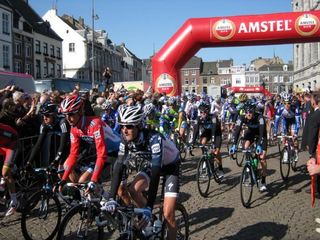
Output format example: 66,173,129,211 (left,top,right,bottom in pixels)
0,71,35,93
